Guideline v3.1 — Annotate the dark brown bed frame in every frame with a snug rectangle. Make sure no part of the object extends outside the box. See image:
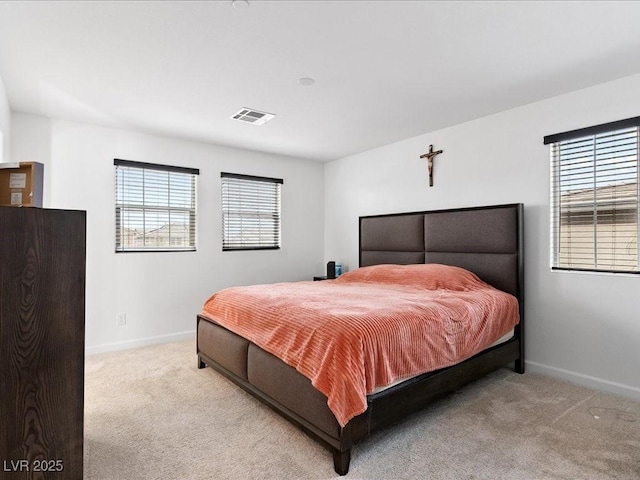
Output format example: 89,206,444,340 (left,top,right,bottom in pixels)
197,203,524,475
